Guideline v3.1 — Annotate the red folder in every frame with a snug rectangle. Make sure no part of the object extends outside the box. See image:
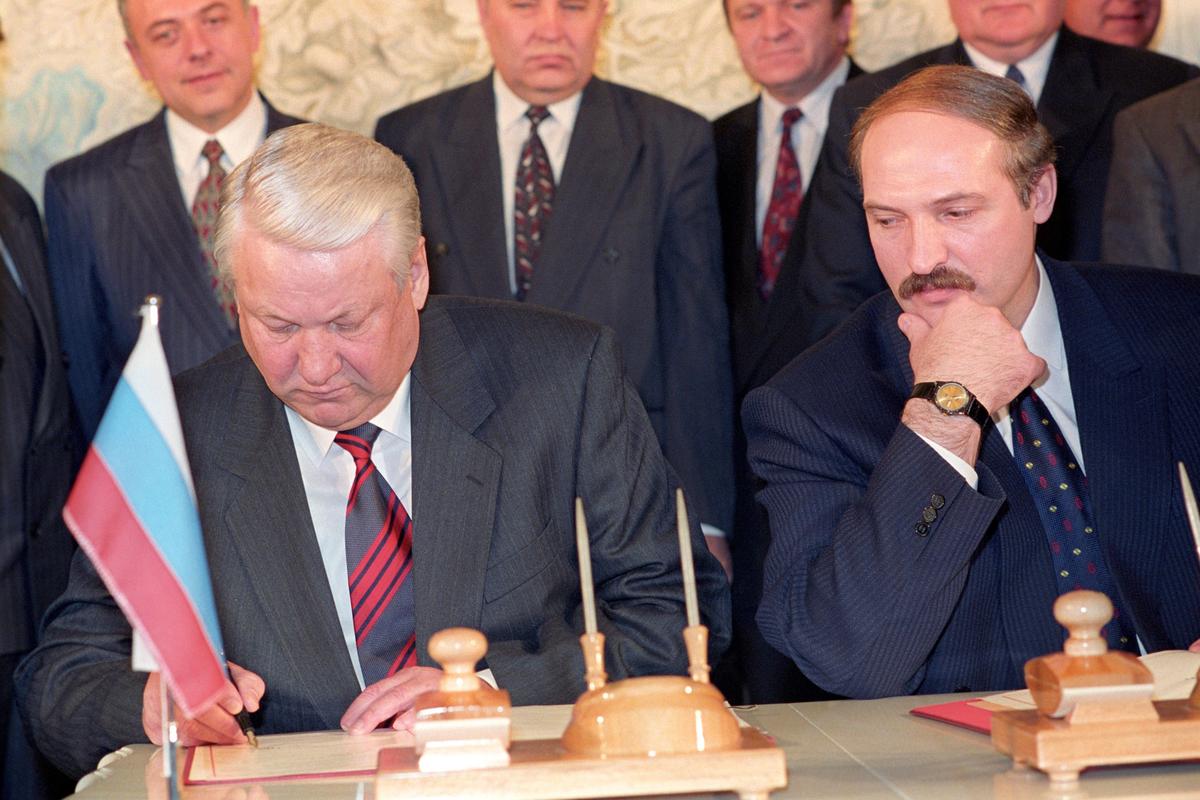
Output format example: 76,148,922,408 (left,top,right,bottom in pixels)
909,698,995,734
